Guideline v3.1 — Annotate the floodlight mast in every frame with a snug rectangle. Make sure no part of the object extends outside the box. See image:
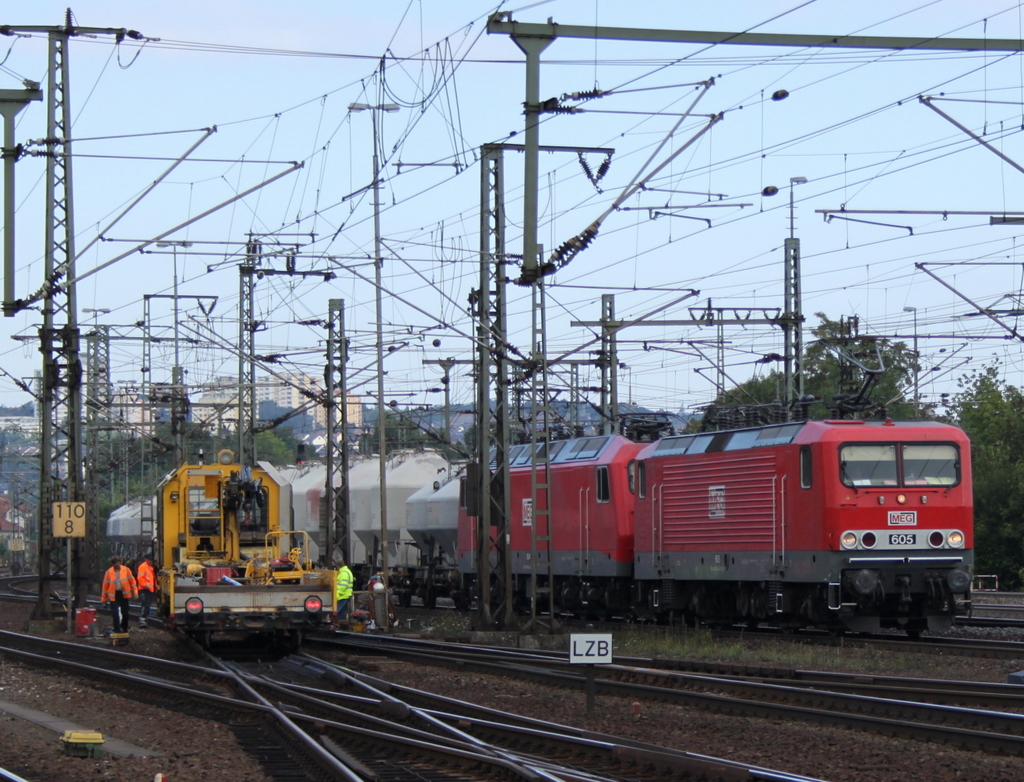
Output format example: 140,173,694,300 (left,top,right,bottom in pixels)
904,307,920,418
349,101,399,605
785,177,808,414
